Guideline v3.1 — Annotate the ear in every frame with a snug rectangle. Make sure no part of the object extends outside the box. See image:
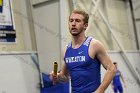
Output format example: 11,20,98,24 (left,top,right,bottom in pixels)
84,23,88,30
